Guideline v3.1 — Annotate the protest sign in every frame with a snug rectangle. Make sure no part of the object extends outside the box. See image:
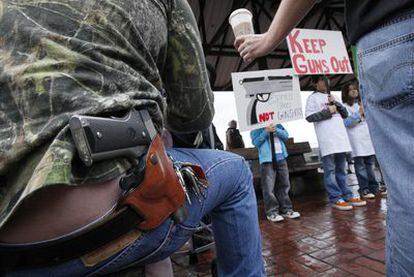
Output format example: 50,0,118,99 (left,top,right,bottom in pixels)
231,69,302,132
287,28,353,75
